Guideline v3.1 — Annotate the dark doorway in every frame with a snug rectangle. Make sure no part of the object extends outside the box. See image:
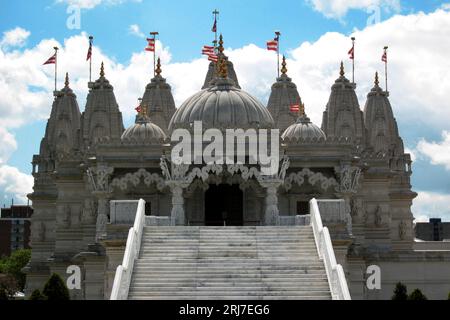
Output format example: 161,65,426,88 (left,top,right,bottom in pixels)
204,184,243,226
